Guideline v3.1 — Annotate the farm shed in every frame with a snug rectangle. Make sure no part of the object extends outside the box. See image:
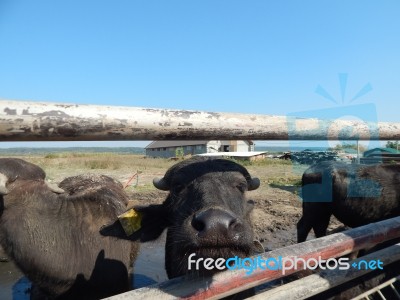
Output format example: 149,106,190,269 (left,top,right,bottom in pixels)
363,147,400,157
145,140,254,158
361,147,400,164
197,151,267,161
